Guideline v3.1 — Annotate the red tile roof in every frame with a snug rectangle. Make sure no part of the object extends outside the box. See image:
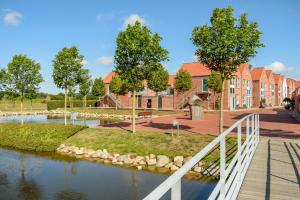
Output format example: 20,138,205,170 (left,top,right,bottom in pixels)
250,67,265,81
168,75,175,87
273,73,282,84
103,72,115,84
179,62,211,76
